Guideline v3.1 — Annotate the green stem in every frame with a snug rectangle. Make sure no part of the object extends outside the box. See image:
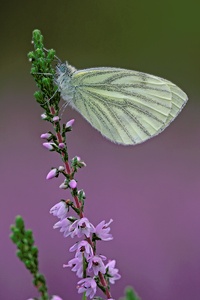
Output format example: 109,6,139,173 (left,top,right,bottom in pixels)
82,292,87,300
